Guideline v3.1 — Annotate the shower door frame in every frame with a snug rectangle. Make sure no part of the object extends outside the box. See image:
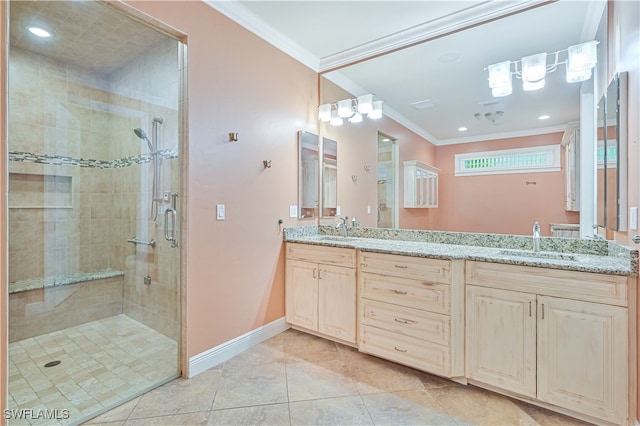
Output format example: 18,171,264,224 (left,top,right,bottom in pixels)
1,0,190,420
